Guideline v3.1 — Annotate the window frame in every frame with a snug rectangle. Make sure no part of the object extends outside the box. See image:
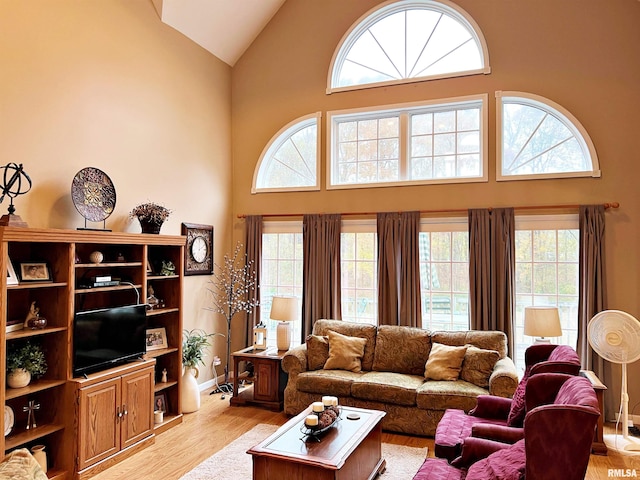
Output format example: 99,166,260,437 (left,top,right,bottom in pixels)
326,94,488,190
327,0,491,94
252,112,322,193
496,91,601,181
